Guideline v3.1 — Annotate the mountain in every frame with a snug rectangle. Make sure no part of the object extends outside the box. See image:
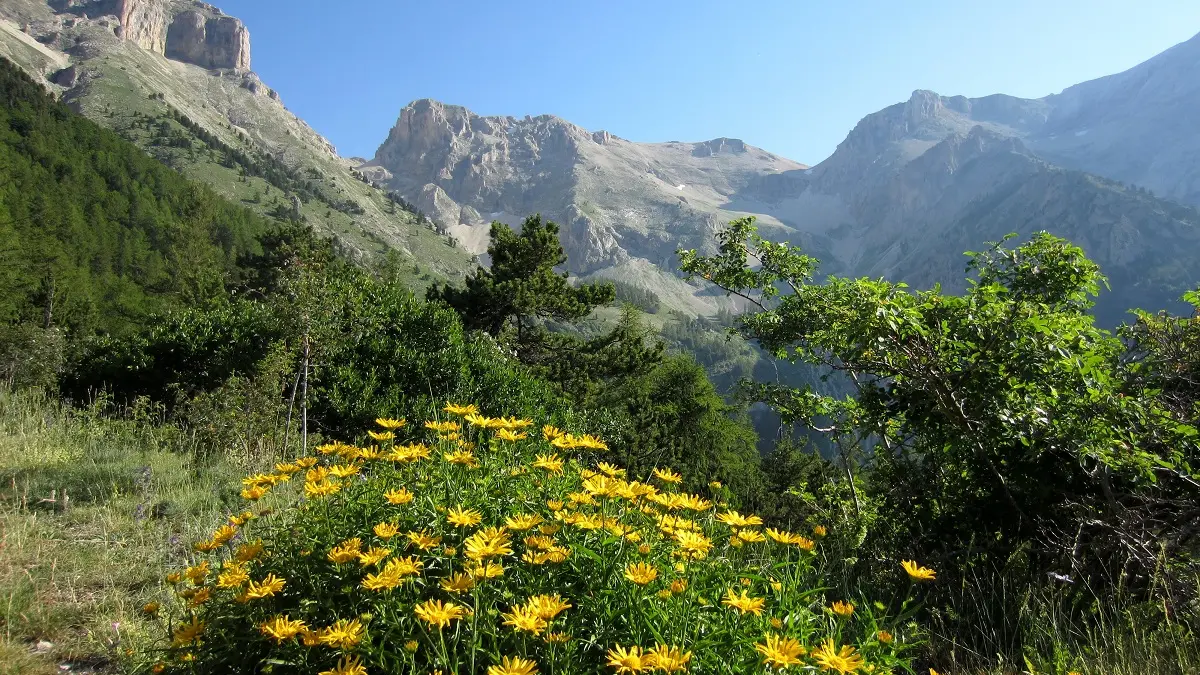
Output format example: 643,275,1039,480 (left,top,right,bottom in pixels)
368,33,1200,324
0,0,474,287
365,100,808,316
